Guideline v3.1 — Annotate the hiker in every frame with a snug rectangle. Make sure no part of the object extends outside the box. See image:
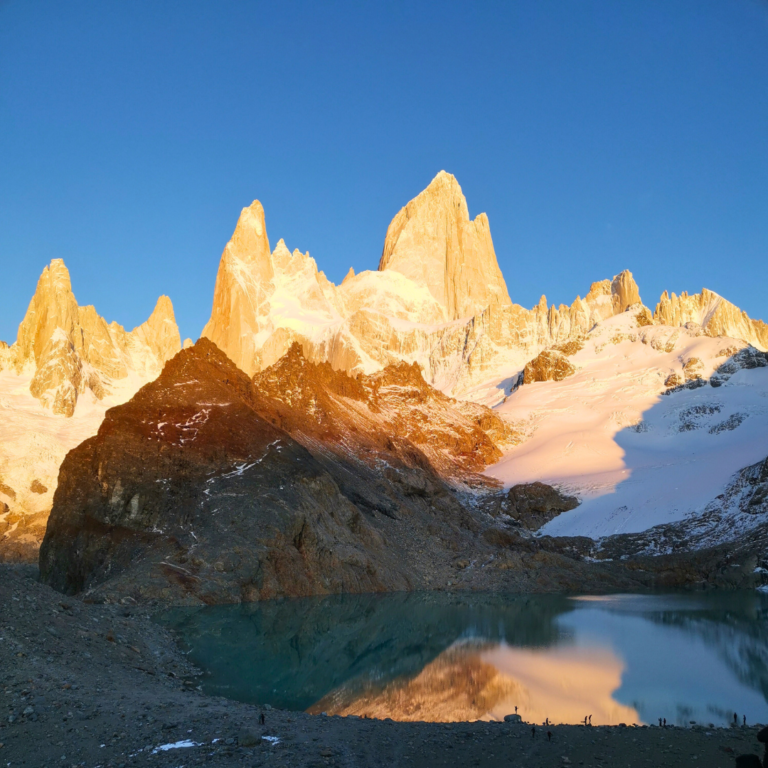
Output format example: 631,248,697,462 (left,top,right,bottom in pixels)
588,715,592,725
531,726,536,739
515,706,518,714
547,731,552,742
743,715,747,726
658,718,662,727
259,712,265,725
663,718,667,727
